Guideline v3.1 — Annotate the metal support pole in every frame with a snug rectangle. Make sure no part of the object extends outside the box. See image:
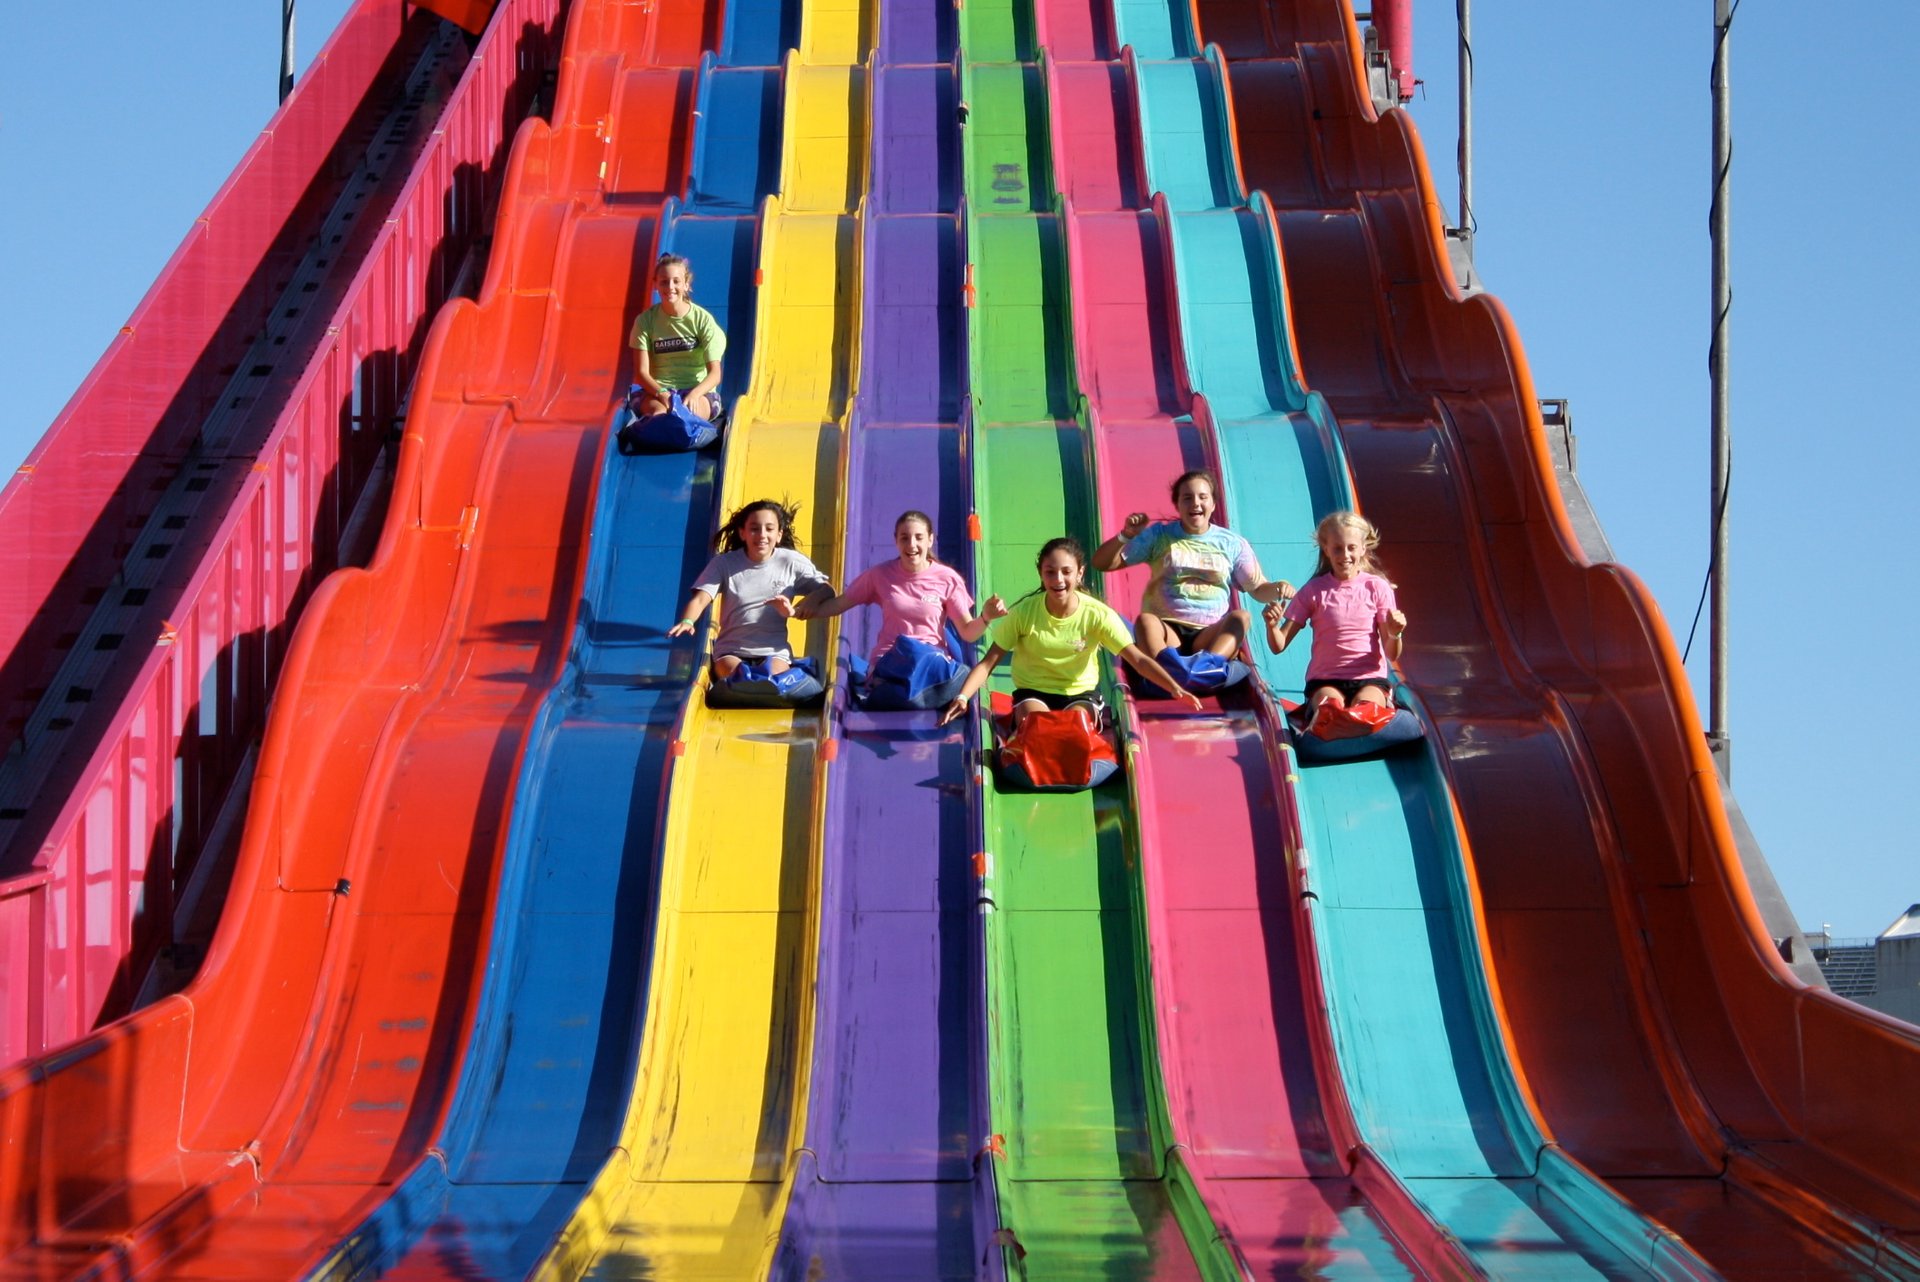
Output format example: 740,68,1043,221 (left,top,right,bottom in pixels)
1457,0,1473,238
280,0,297,103
1710,0,1733,771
